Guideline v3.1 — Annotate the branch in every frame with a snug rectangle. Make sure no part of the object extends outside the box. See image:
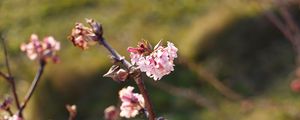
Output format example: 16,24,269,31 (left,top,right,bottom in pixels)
17,60,46,117
0,35,21,111
148,80,217,110
98,37,156,120
0,71,9,80
180,59,243,101
276,0,300,35
263,0,300,64
6,107,13,116
264,10,297,51
132,72,156,119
